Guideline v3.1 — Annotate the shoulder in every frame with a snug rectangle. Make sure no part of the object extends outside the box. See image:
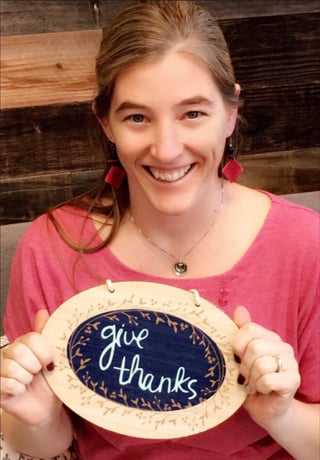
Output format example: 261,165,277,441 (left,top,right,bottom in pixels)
260,192,319,272
266,191,319,237
235,185,319,233
267,190,319,215
232,185,319,257
17,206,95,253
